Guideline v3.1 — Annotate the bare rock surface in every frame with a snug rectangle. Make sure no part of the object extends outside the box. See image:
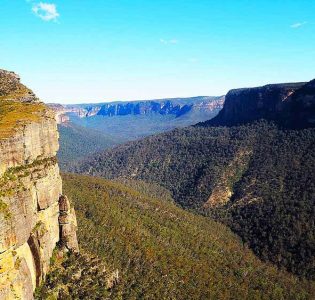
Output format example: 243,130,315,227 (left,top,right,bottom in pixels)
0,70,78,299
